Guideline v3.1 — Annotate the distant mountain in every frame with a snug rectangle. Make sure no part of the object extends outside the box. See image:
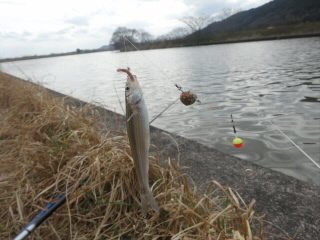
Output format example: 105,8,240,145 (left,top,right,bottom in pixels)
202,0,320,35
99,45,114,50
